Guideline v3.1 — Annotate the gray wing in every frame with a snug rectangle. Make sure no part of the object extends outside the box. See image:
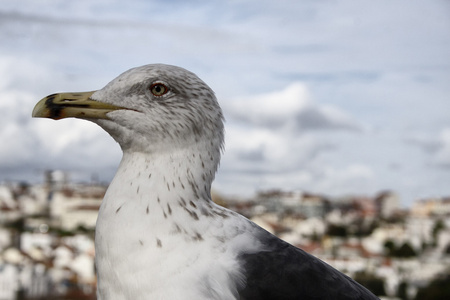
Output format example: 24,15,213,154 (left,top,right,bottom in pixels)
237,228,379,300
